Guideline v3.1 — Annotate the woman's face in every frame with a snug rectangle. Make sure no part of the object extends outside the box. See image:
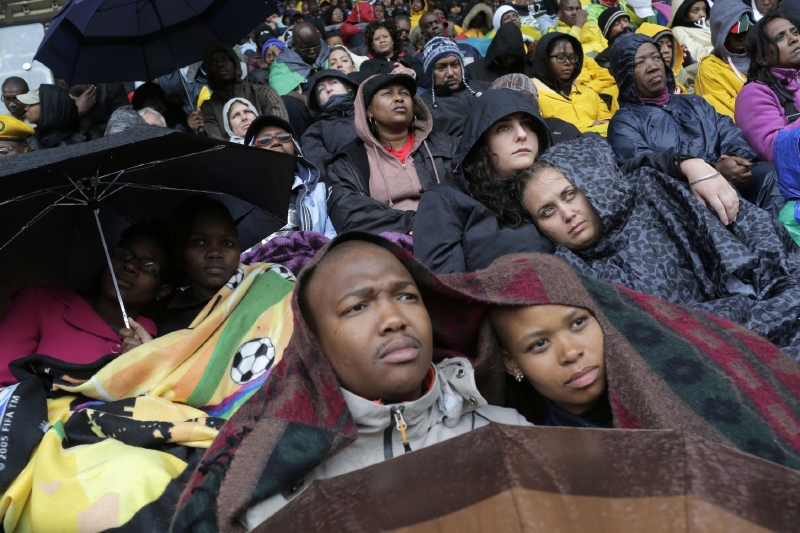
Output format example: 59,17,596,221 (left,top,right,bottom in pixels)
765,18,800,68
373,4,385,19
491,304,607,416
317,77,350,106
411,0,423,11
756,0,779,16
331,6,344,21
367,82,413,132
547,40,577,84
329,48,356,73
182,209,241,299
657,35,674,68
25,103,40,124
372,27,394,56
101,234,172,313
484,112,539,178
227,101,256,137
522,168,601,251
685,0,706,22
